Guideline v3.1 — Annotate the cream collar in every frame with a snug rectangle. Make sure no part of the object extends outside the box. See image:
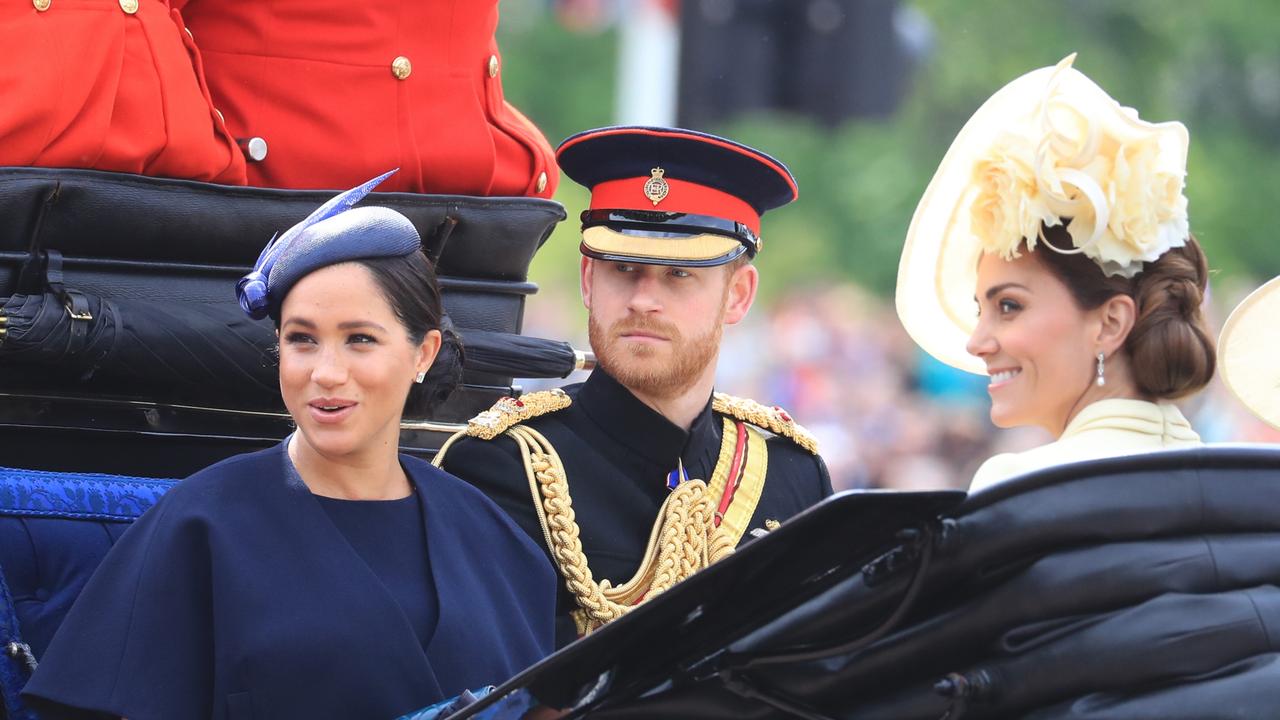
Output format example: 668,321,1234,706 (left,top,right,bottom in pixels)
1061,398,1200,444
